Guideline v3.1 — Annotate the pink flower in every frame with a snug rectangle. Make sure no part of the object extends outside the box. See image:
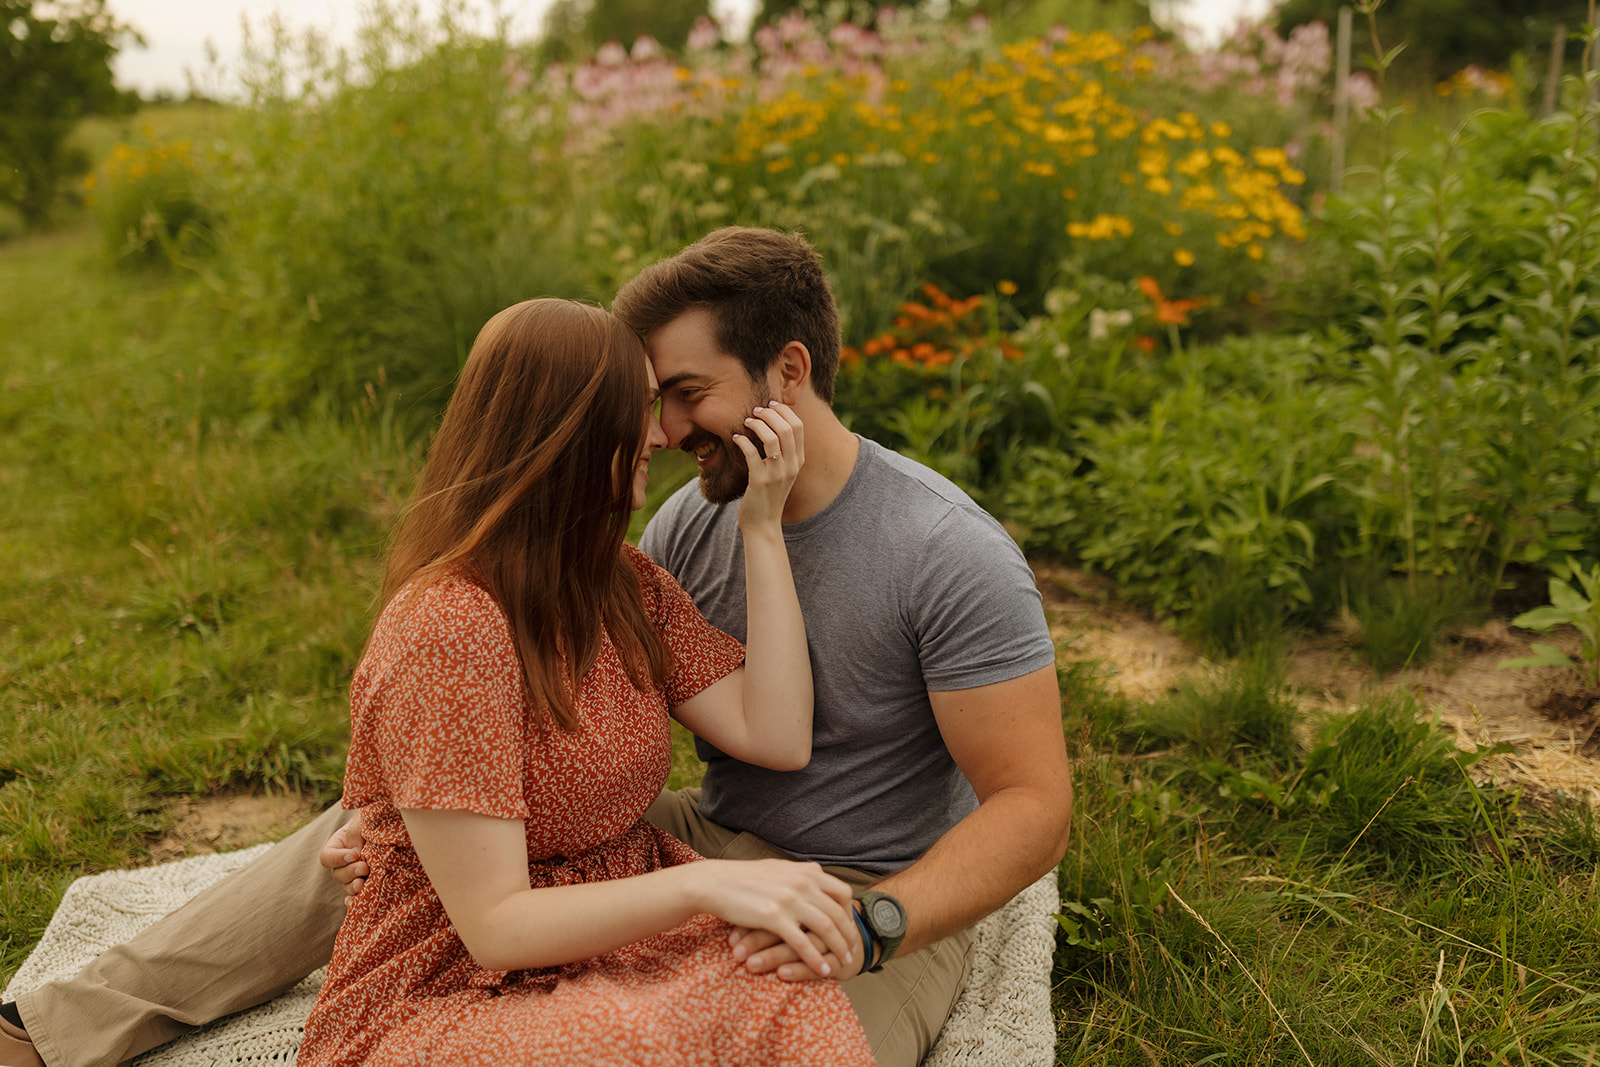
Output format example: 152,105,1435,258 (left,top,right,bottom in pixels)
777,10,810,43
687,16,720,52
